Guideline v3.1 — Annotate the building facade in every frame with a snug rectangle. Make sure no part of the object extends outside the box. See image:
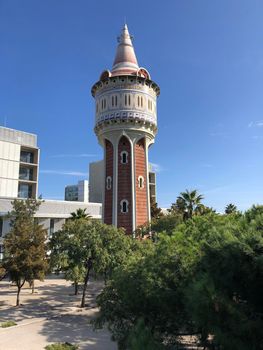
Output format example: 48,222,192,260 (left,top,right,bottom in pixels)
65,180,89,203
0,198,102,260
89,159,157,206
91,25,160,234
0,127,39,199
